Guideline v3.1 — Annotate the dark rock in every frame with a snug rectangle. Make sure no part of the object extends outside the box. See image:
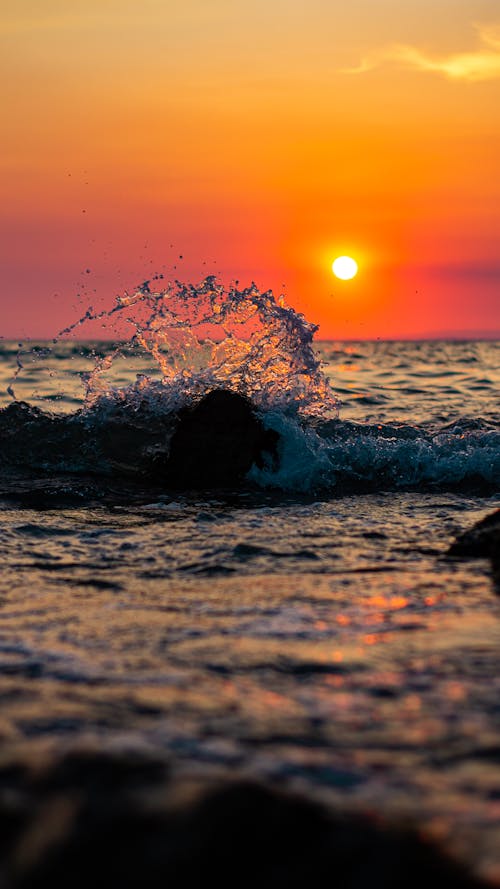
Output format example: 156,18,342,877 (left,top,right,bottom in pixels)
0,391,280,490
448,509,500,594
0,745,488,889
448,509,500,558
162,390,279,489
